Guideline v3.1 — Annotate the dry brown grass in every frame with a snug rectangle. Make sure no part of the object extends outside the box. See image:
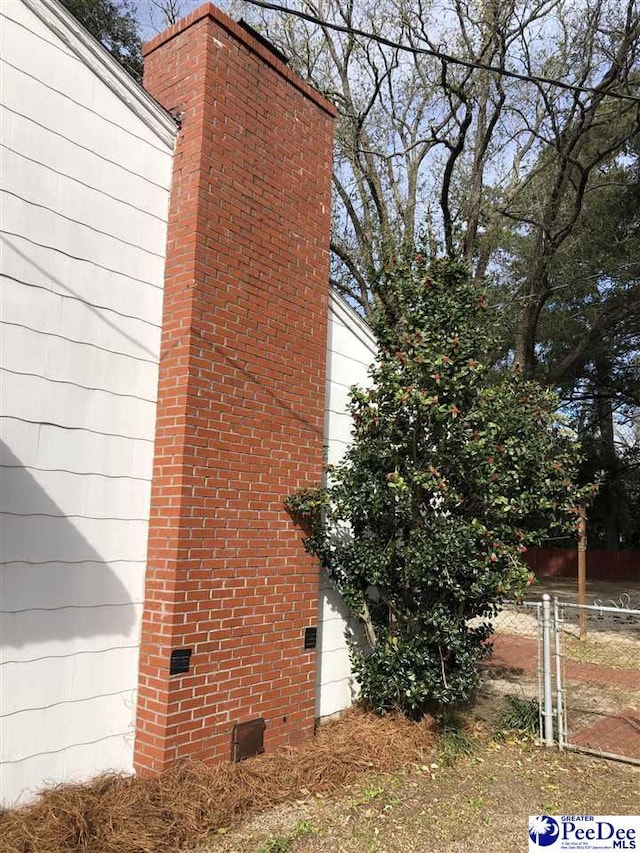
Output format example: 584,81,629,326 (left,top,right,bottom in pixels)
0,709,436,853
